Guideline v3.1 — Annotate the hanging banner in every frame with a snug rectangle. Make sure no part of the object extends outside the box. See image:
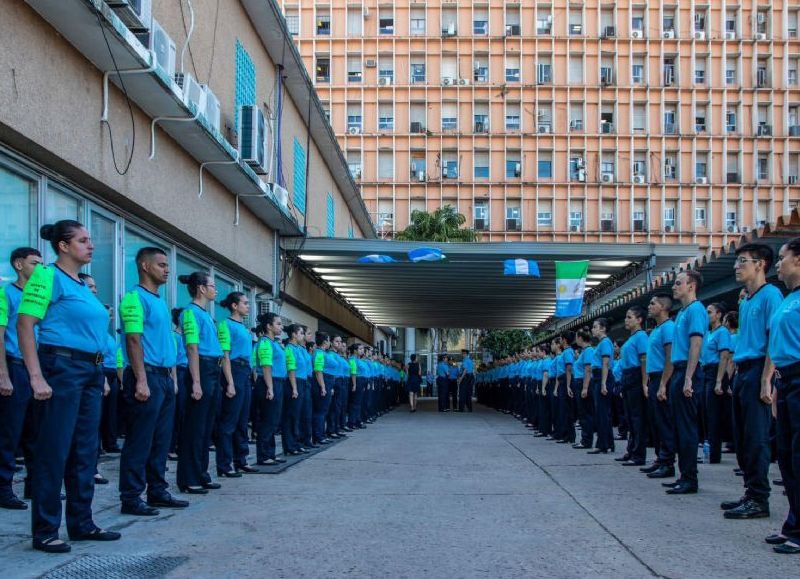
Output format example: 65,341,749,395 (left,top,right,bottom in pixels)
555,260,589,317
